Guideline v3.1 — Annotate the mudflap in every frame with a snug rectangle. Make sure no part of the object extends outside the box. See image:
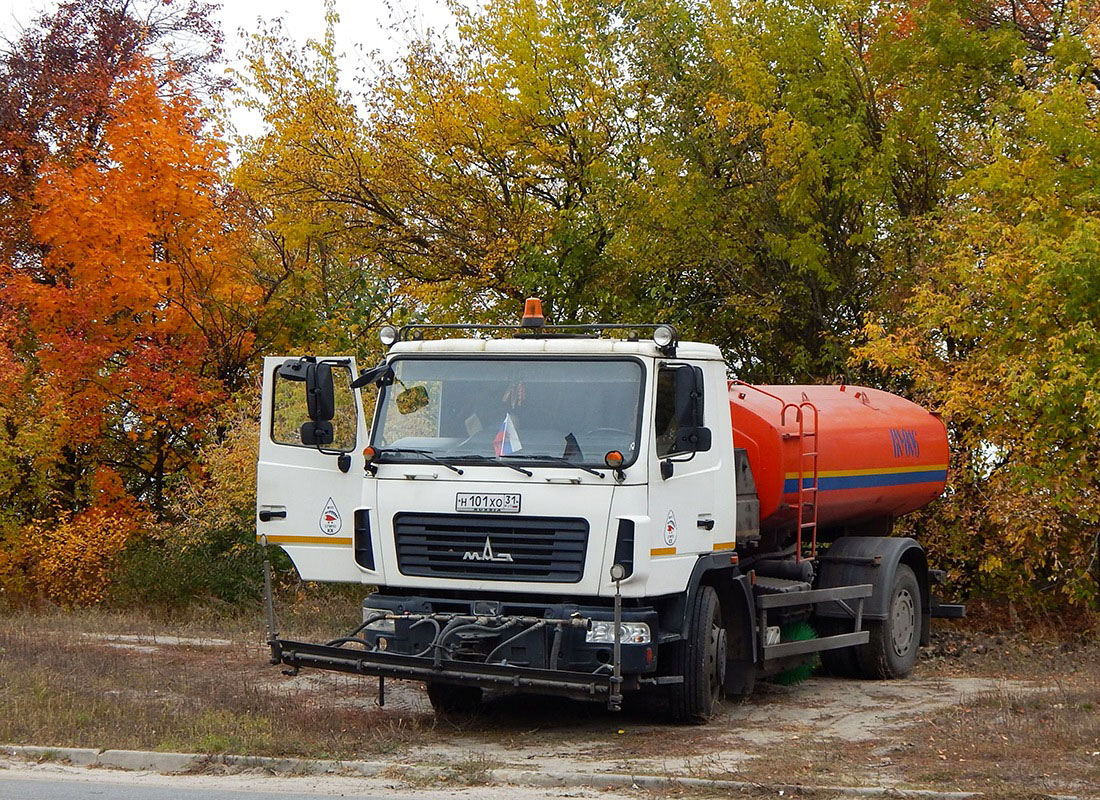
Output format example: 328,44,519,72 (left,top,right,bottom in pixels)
269,638,621,703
